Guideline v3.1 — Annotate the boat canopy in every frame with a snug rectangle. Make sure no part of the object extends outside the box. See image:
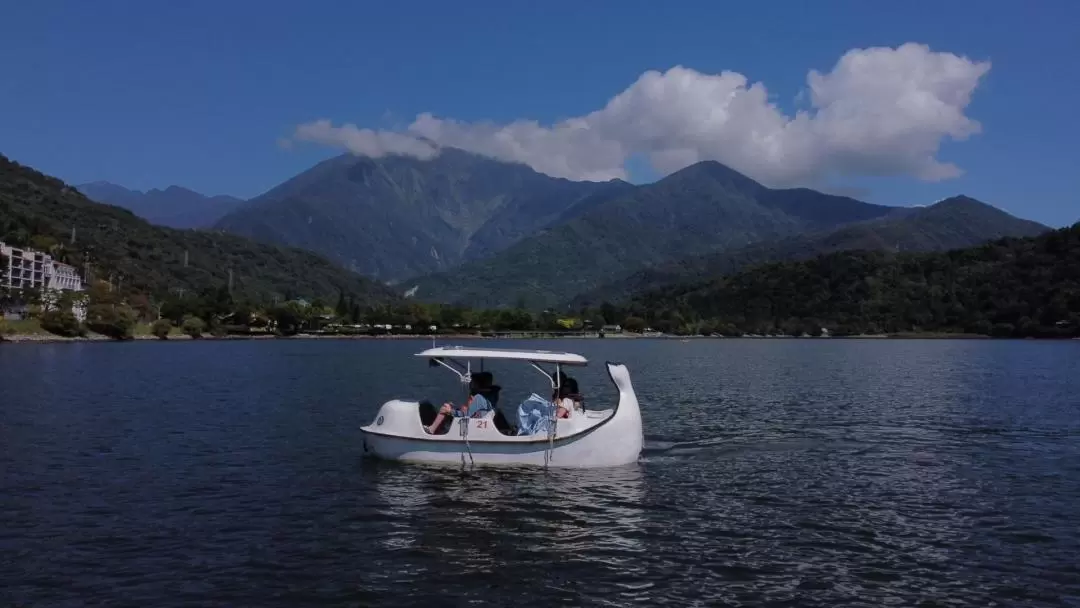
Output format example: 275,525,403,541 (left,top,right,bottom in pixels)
416,346,588,366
